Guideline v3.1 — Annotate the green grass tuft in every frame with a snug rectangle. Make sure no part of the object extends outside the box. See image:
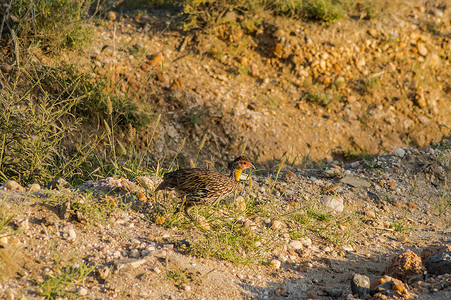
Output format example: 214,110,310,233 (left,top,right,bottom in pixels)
37,263,94,299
